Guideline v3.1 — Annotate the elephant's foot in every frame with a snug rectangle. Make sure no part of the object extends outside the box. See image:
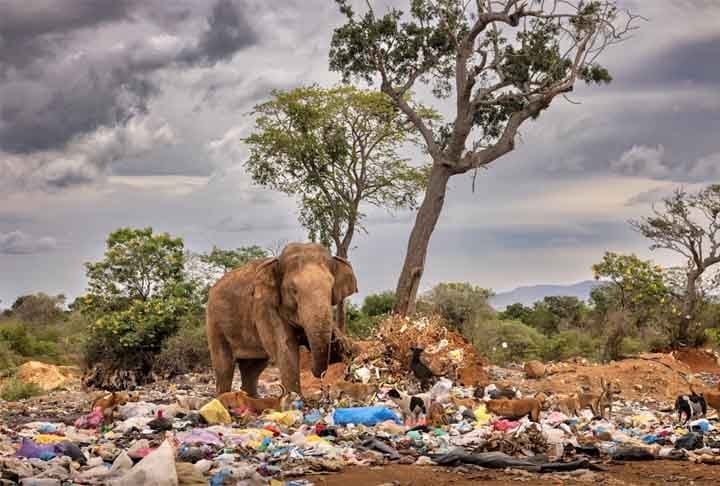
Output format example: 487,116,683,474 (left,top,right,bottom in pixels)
238,358,268,398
